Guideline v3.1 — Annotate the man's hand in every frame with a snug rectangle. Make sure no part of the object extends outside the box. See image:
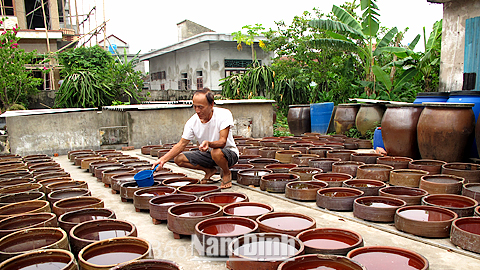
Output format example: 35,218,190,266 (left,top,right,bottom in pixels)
199,140,209,152
151,158,166,171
